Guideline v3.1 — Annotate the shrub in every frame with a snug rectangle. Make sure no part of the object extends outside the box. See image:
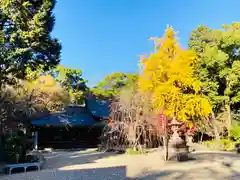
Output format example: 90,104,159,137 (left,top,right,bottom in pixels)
230,125,240,141
125,148,146,155
3,131,27,163
204,139,235,151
